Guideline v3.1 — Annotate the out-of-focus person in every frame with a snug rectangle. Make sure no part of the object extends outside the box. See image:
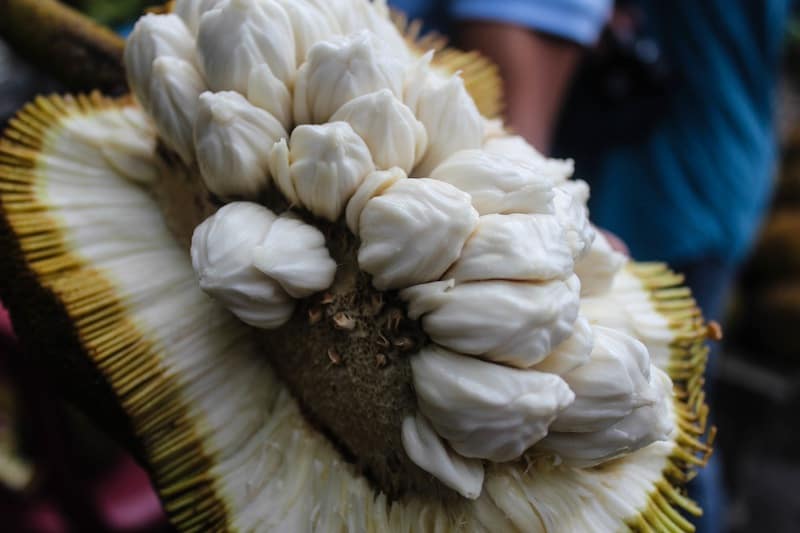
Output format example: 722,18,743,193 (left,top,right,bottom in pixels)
389,1,793,532
556,3,791,529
